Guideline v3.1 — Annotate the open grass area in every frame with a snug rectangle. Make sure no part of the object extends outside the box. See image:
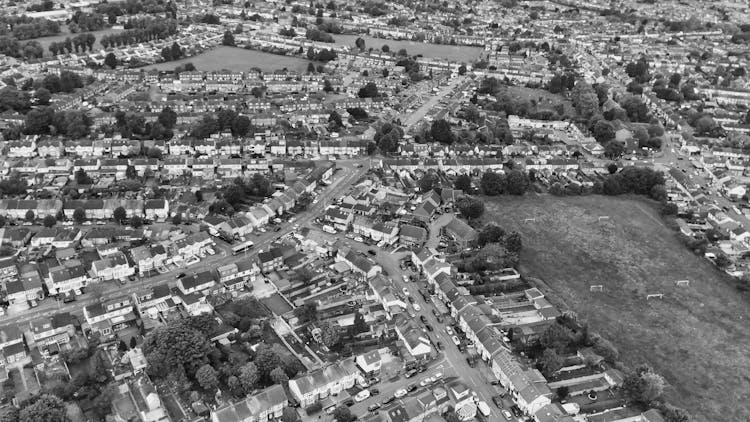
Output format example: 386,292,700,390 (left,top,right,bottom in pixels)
331,34,484,62
145,46,312,73
498,85,575,117
483,194,750,422
32,27,124,57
